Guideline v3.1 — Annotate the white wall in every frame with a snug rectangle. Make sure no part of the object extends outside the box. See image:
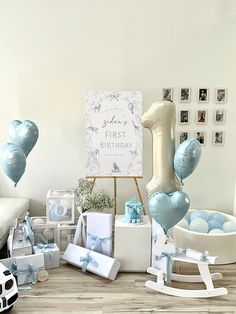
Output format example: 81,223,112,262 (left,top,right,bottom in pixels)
0,0,235,215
